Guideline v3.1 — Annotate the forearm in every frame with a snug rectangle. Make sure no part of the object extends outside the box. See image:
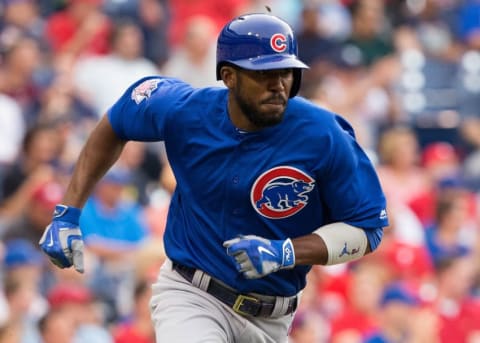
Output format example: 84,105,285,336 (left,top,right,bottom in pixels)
223,224,378,279
63,115,126,207
291,234,328,265
292,223,373,266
